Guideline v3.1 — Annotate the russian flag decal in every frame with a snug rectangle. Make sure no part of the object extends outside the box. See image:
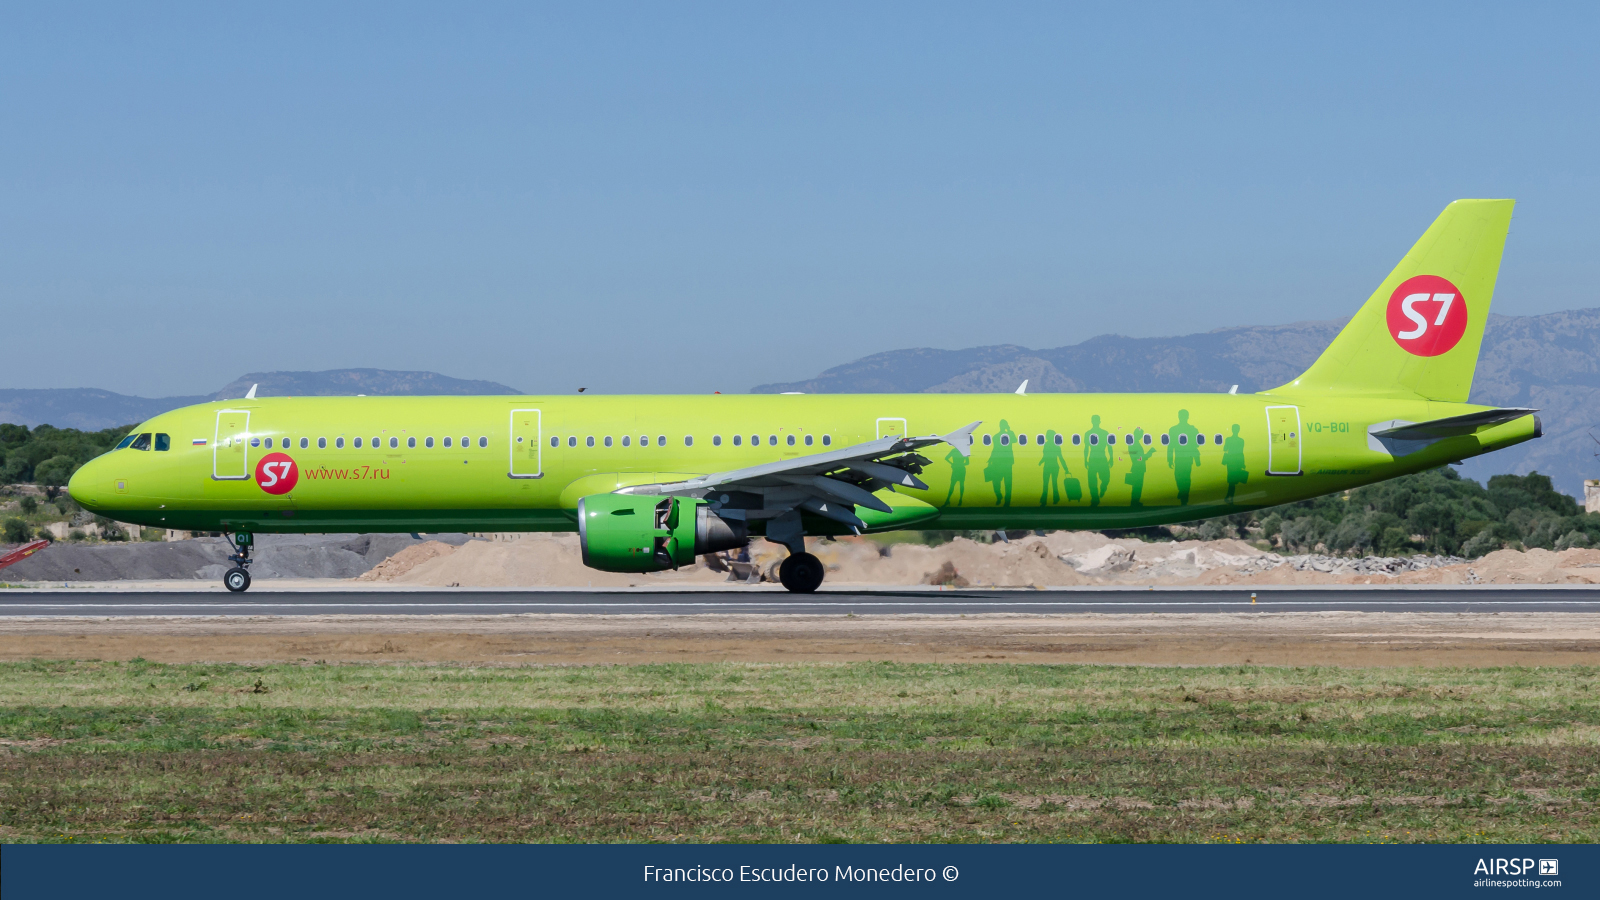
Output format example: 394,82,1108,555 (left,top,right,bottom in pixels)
193,439,207,446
